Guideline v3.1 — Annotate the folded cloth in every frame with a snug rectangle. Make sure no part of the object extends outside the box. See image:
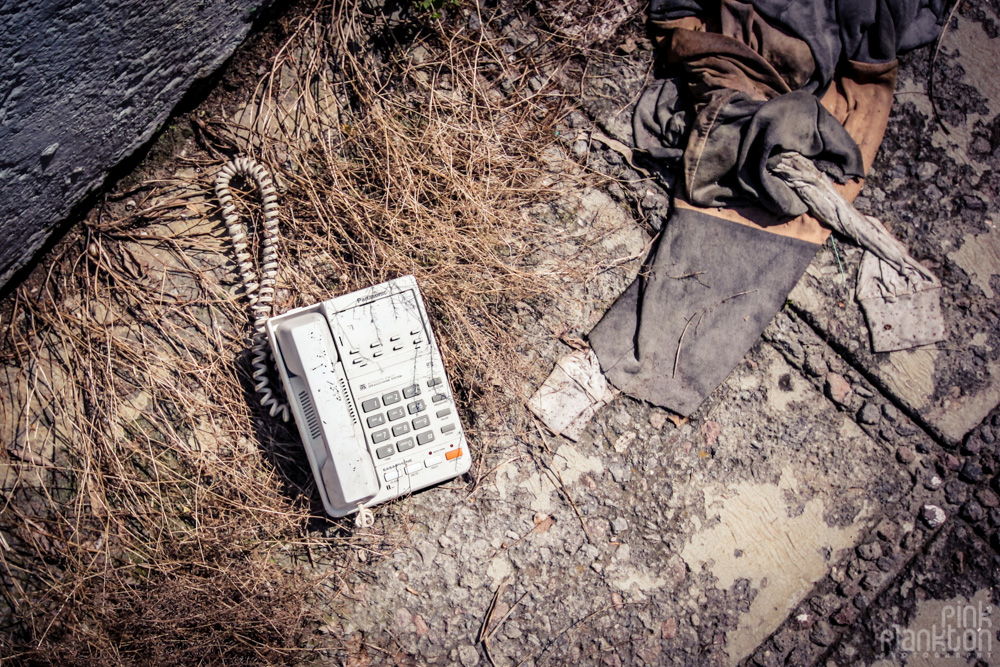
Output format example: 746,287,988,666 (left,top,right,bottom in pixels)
589,0,947,416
